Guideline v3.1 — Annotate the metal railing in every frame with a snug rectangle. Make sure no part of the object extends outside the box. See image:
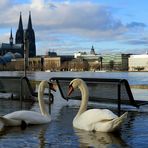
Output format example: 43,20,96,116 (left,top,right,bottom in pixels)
50,77,148,113
0,76,36,108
